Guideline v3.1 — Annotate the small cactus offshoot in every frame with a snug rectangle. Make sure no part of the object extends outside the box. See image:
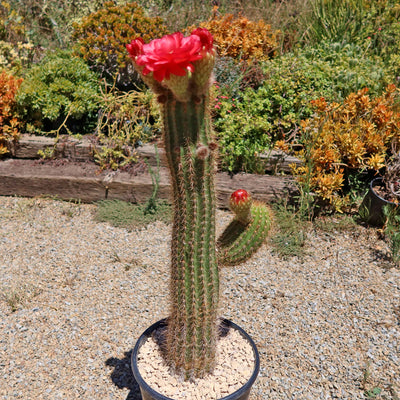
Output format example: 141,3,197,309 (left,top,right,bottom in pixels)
219,189,271,266
127,30,272,380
